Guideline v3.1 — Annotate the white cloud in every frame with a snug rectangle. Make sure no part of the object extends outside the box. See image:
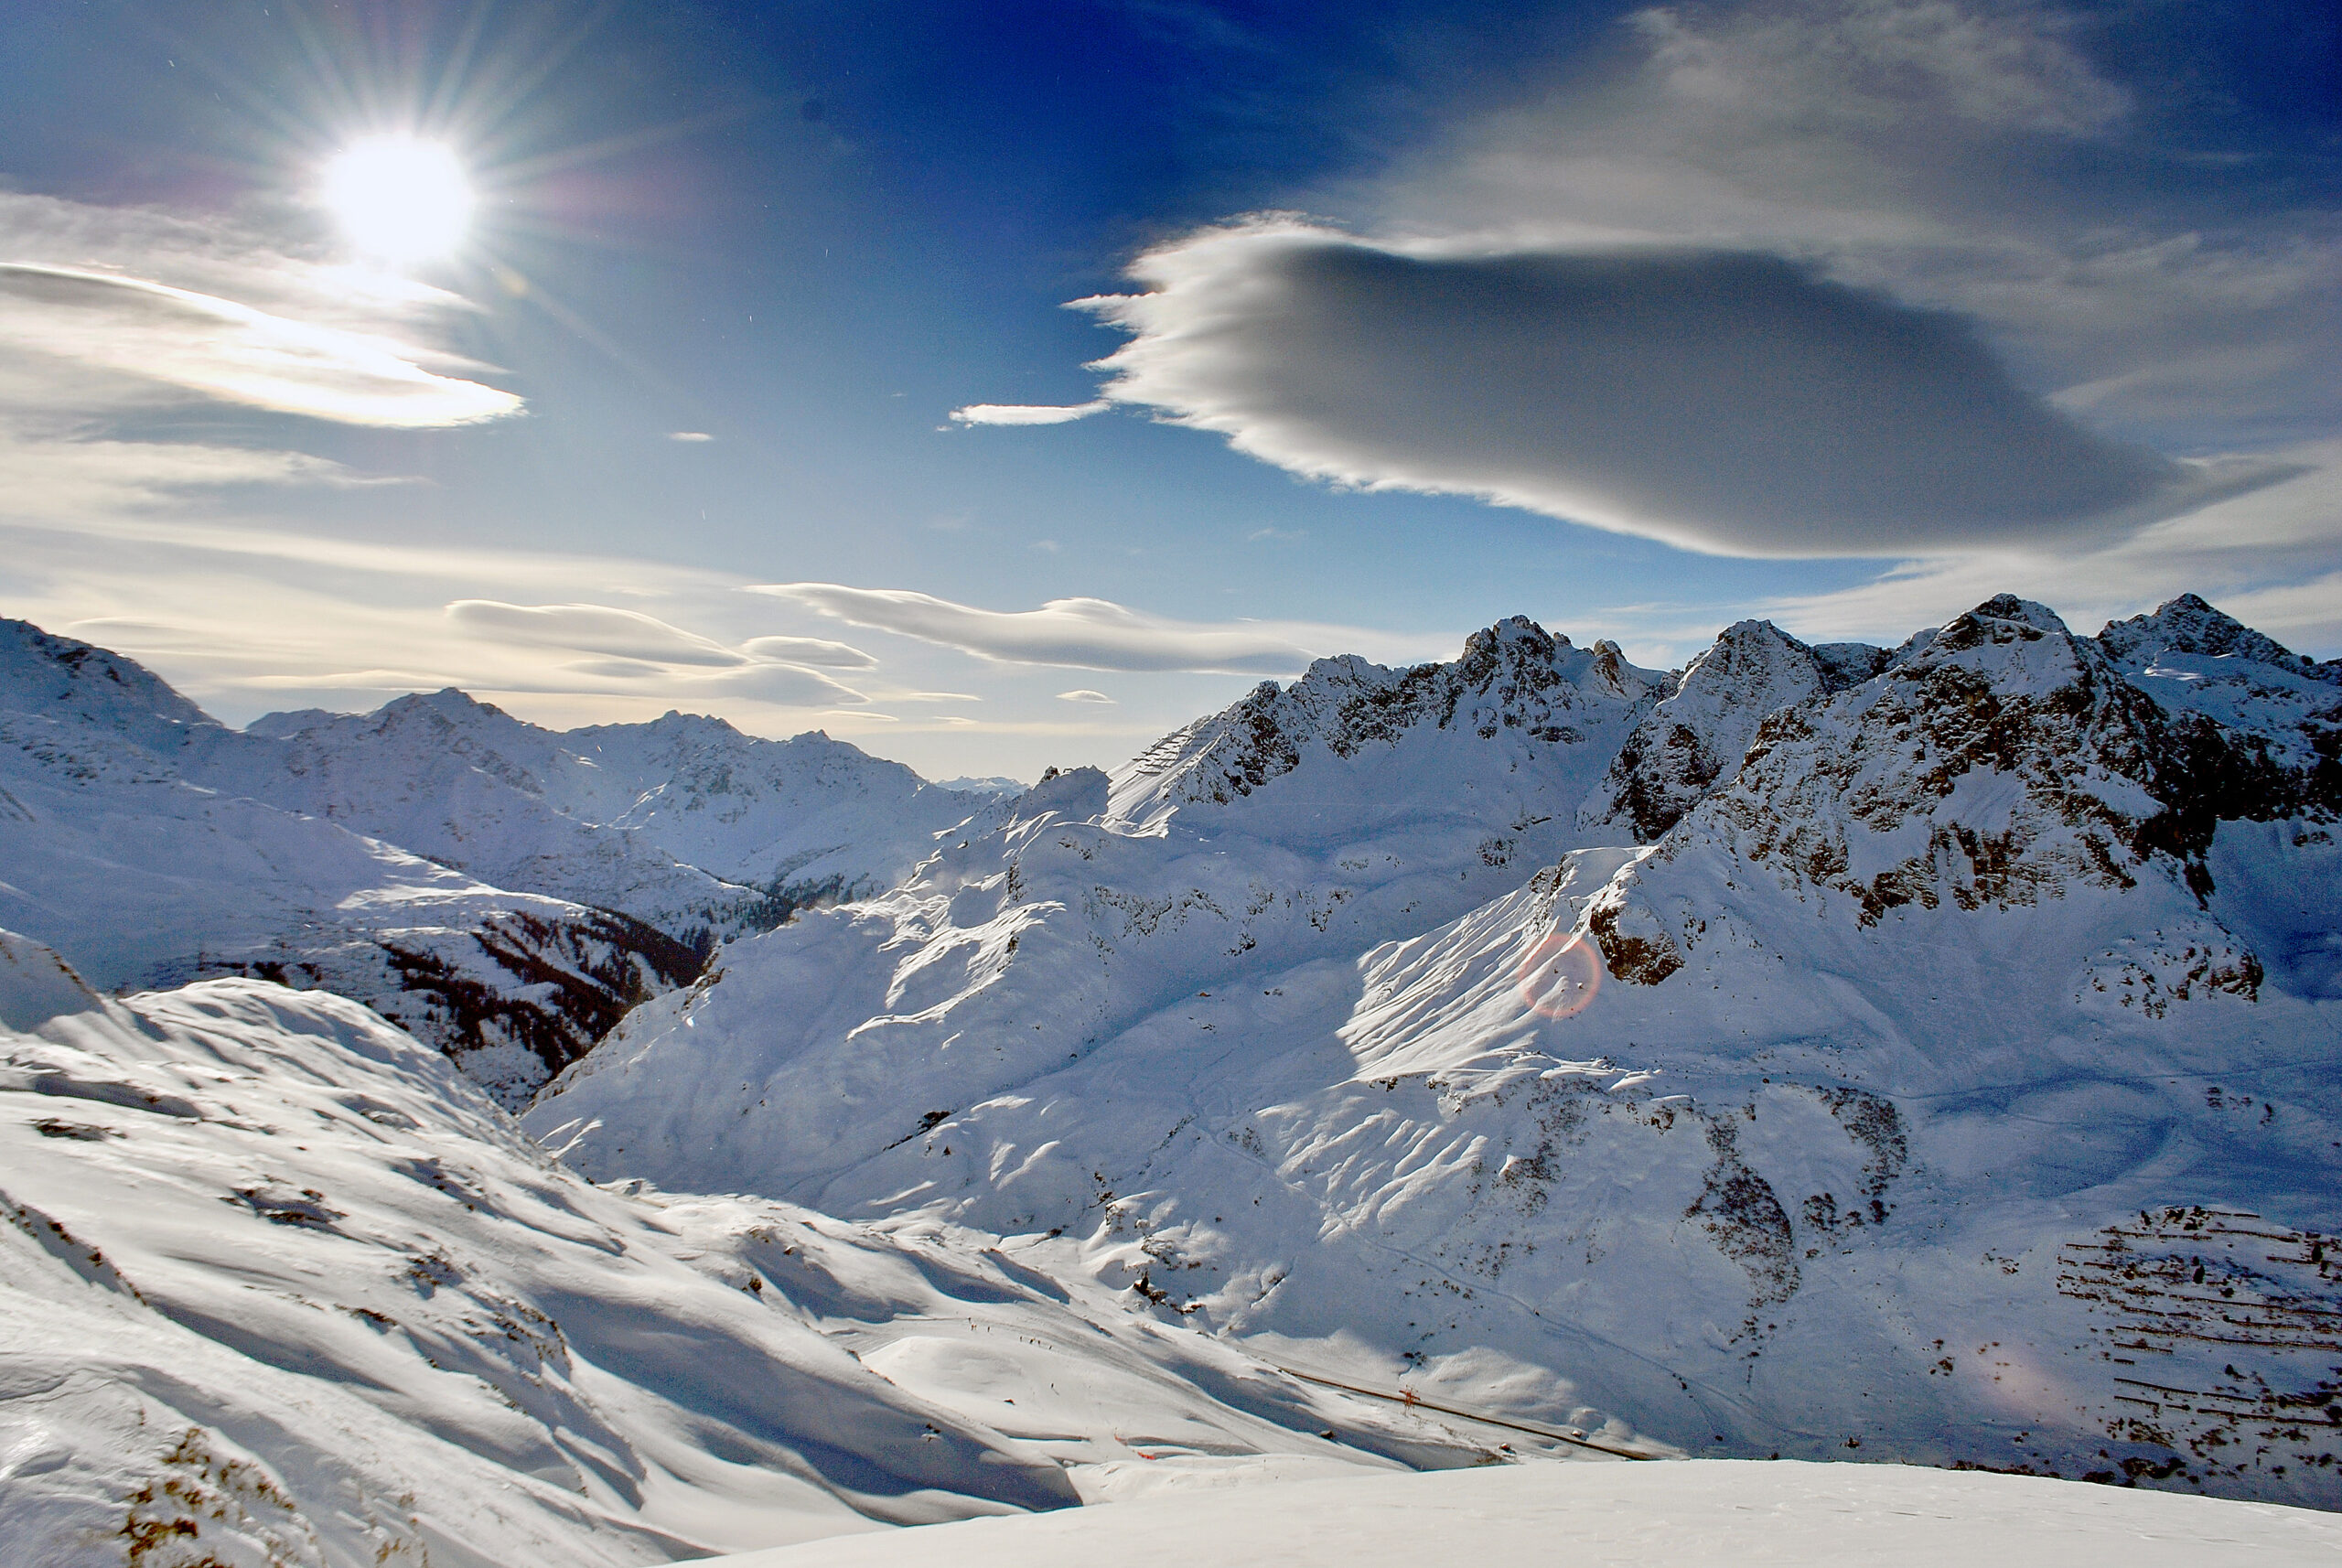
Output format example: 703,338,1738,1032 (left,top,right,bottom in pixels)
1057,689,1115,703
1368,0,2336,446
0,264,521,427
748,583,1400,674
446,600,869,703
737,634,878,670
1627,0,2129,141
0,191,522,572
1008,1,2329,574
669,431,714,442
0,420,374,518
950,402,1110,426
0,190,477,334
446,601,748,667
